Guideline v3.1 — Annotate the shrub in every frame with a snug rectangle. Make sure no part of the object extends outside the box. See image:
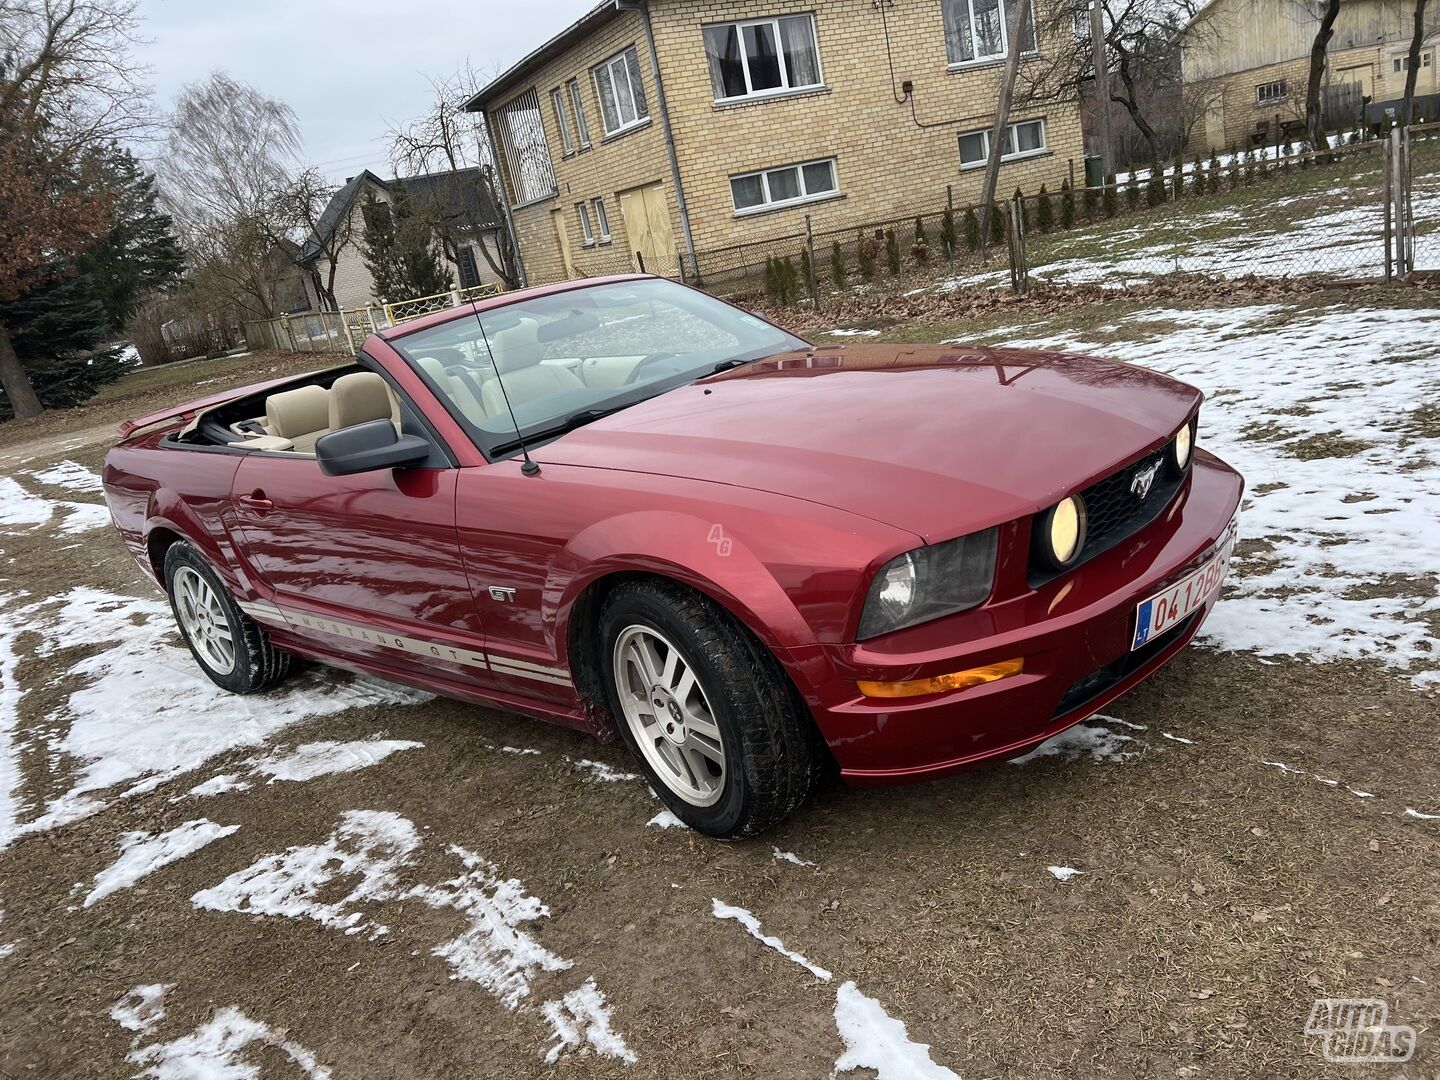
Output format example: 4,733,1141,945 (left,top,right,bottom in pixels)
1125,169,1142,209
1083,182,1099,219
857,233,878,281
1146,168,1166,206
1102,175,1118,218
884,228,901,274
1036,183,1054,233
1059,179,1075,229
910,238,931,266
988,203,1005,246
1171,156,1184,199
830,239,846,287
798,247,813,295
940,206,958,257
1208,151,1221,193
963,206,981,250
1191,155,1206,196
914,215,928,247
